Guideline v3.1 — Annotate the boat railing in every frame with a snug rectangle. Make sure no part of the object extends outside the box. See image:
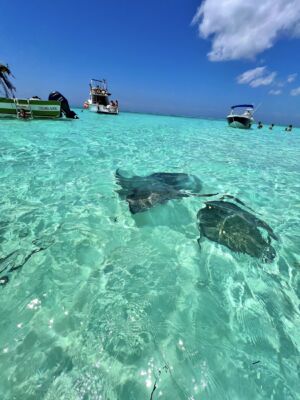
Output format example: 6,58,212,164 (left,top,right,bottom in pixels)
91,88,108,95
